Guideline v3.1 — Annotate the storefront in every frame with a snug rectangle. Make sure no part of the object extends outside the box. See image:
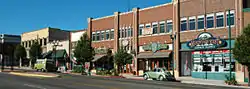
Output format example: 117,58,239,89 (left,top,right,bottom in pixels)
181,32,235,80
